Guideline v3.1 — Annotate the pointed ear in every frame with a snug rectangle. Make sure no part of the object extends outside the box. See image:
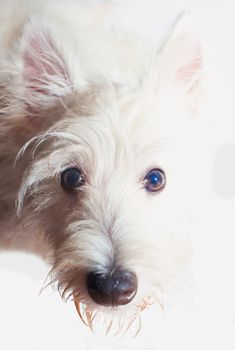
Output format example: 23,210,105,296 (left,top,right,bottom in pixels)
22,17,74,114
159,13,203,96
